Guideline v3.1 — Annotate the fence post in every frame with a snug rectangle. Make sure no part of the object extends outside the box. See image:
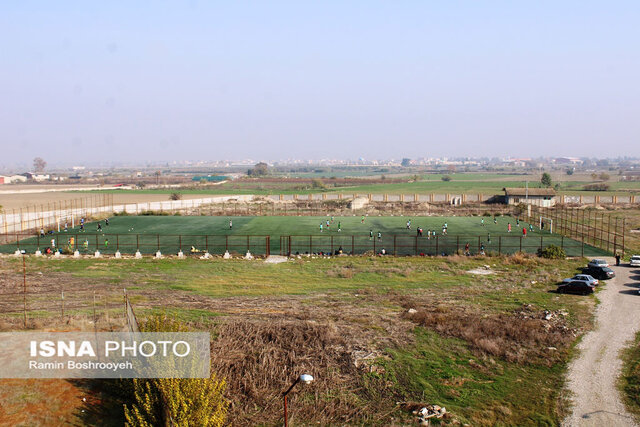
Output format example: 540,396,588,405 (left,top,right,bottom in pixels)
157,234,160,251
352,236,355,254
331,236,334,254
520,236,522,252
436,236,439,254
136,234,139,251
288,236,292,256
266,236,270,256
498,236,501,255
309,236,312,254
